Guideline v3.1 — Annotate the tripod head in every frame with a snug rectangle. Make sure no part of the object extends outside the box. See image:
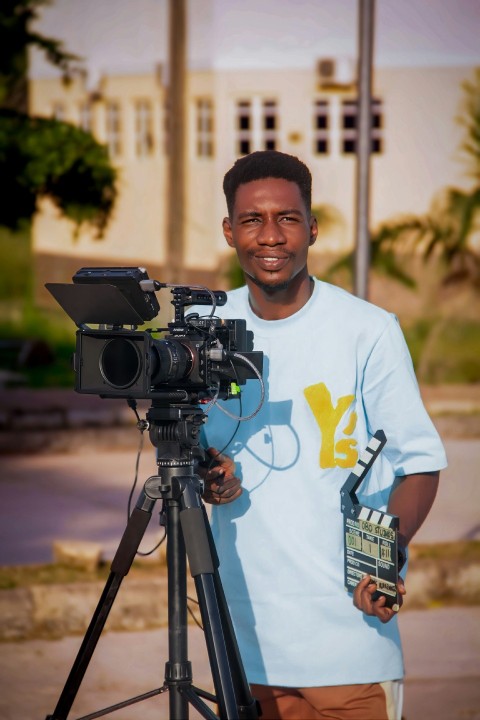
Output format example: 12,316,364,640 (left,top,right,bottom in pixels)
146,402,207,469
